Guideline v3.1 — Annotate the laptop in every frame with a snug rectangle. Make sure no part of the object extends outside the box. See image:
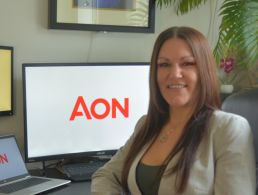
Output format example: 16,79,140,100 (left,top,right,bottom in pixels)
0,135,71,195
